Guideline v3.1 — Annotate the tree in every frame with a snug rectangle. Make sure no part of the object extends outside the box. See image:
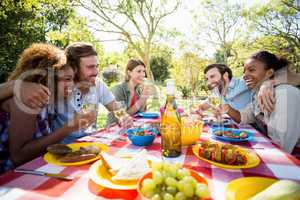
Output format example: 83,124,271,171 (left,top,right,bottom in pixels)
47,16,105,68
0,0,74,82
77,0,180,80
244,0,300,72
171,52,209,95
192,0,243,64
150,56,171,83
